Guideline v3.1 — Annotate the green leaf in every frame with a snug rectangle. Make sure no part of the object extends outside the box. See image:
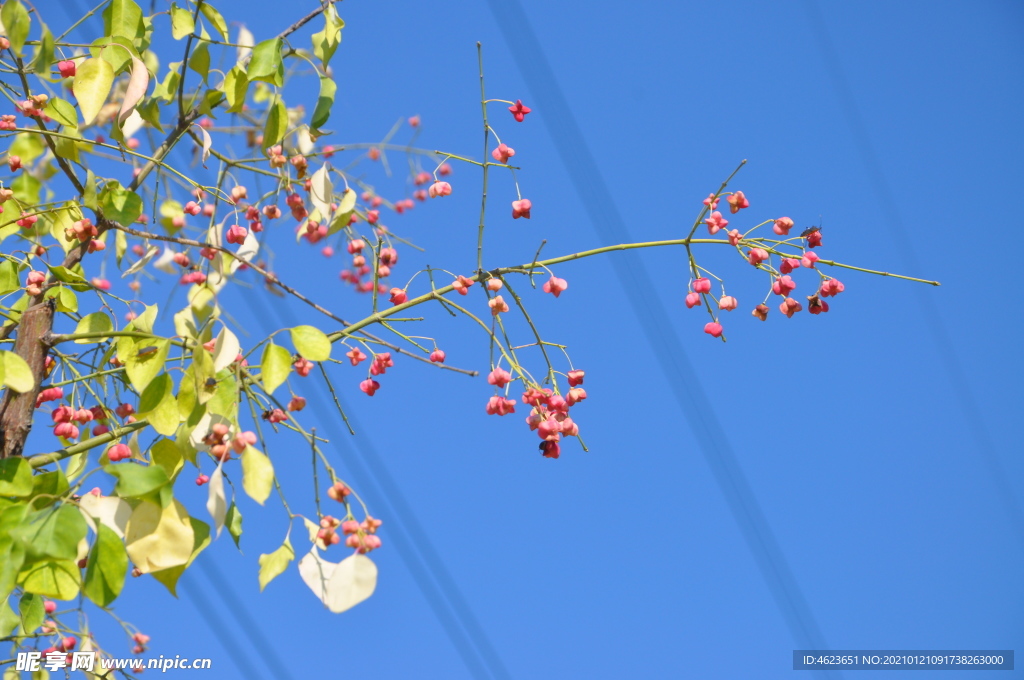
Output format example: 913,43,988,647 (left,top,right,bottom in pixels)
73,312,114,344
261,97,287,152
83,524,127,607
198,2,228,41
18,592,44,635
18,560,79,600
53,129,81,164
150,438,183,479
207,372,237,421
45,265,88,290
197,87,224,115
16,504,87,562
223,65,248,113
74,57,115,126
0,512,28,601
0,458,31,497
136,97,163,131
83,170,98,210
138,373,179,436
11,173,40,205
189,40,210,82
241,446,273,505
133,303,159,334
44,97,78,129
310,76,336,133
169,3,194,39
122,338,170,392
106,463,169,499
31,25,54,76
2,294,29,329
29,470,69,510
151,62,180,102
246,38,283,87
310,5,343,70
65,448,87,483
258,538,293,591
89,35,140,74
100,180,144,224
260,342,291,395
0,260,19,295
0,601,19,638
9,132,44,165
290,325,331,362
45,286,78,314
0,0,31,56
103,0,144,40
225,503,242,549
1,350,34,393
